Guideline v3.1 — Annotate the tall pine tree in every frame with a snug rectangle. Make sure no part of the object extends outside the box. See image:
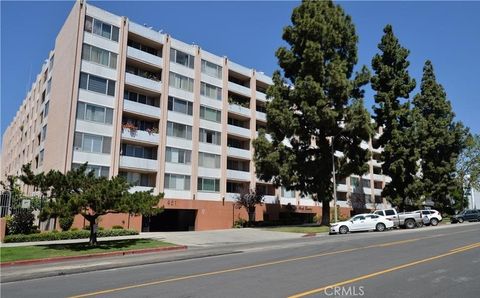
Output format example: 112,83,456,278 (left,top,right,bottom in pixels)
370,25,419,210
413,61,468,212
253,0,373,225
